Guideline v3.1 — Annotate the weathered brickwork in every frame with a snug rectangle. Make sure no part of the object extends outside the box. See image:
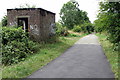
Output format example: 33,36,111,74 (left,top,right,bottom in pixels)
7,8,55,42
